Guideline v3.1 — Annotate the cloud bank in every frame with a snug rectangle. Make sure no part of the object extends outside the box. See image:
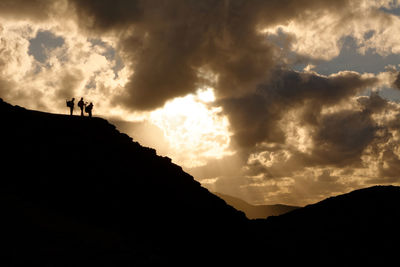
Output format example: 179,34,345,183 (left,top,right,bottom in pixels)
0,0,400,205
